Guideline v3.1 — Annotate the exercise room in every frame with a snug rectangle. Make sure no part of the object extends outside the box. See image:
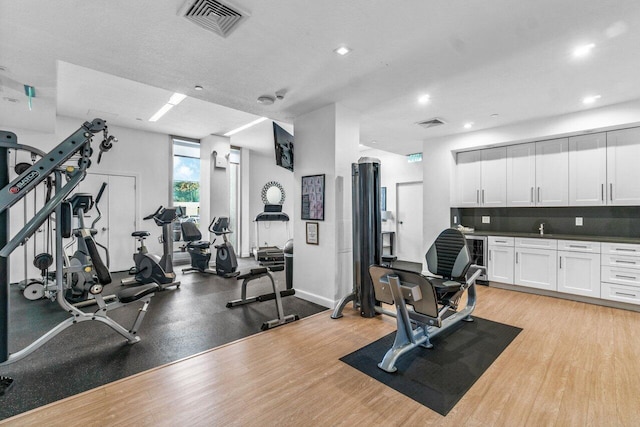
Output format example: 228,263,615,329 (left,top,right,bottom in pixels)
1,1,639,425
